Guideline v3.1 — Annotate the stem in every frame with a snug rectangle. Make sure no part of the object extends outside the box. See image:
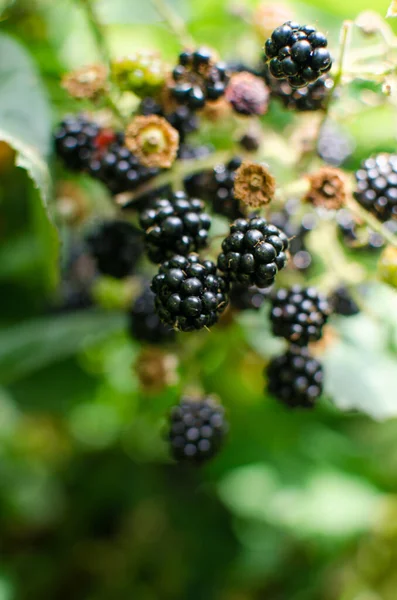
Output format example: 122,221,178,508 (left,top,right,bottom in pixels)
116,151,233,207
318,20,353,133
151,0,195,47
81,0,112,69
346,196,397,249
